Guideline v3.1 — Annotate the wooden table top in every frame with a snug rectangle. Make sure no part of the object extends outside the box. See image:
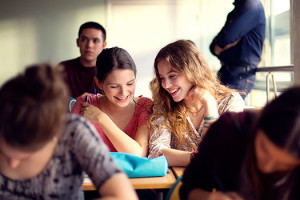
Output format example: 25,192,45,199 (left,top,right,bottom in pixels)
171,167,185,178
82,168,176,191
